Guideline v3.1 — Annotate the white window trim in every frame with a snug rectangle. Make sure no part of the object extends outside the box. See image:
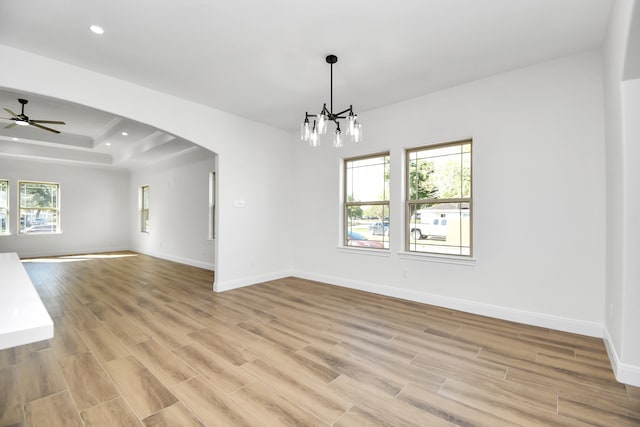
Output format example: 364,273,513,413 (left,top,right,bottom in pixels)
140,185,150,233
0,179,9,236
405,139,472,257
337,246,393,257
17,181,61,235
343,152,391,251
398,251,476,266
